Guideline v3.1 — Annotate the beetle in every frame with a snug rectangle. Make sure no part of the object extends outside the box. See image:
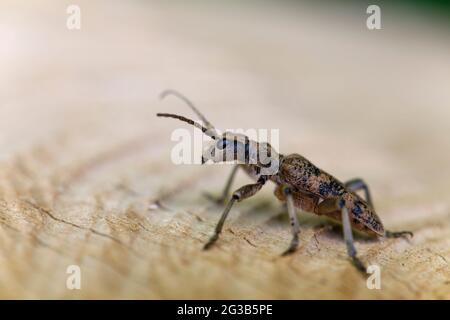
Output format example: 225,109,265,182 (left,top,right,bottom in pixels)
157,90,413,272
